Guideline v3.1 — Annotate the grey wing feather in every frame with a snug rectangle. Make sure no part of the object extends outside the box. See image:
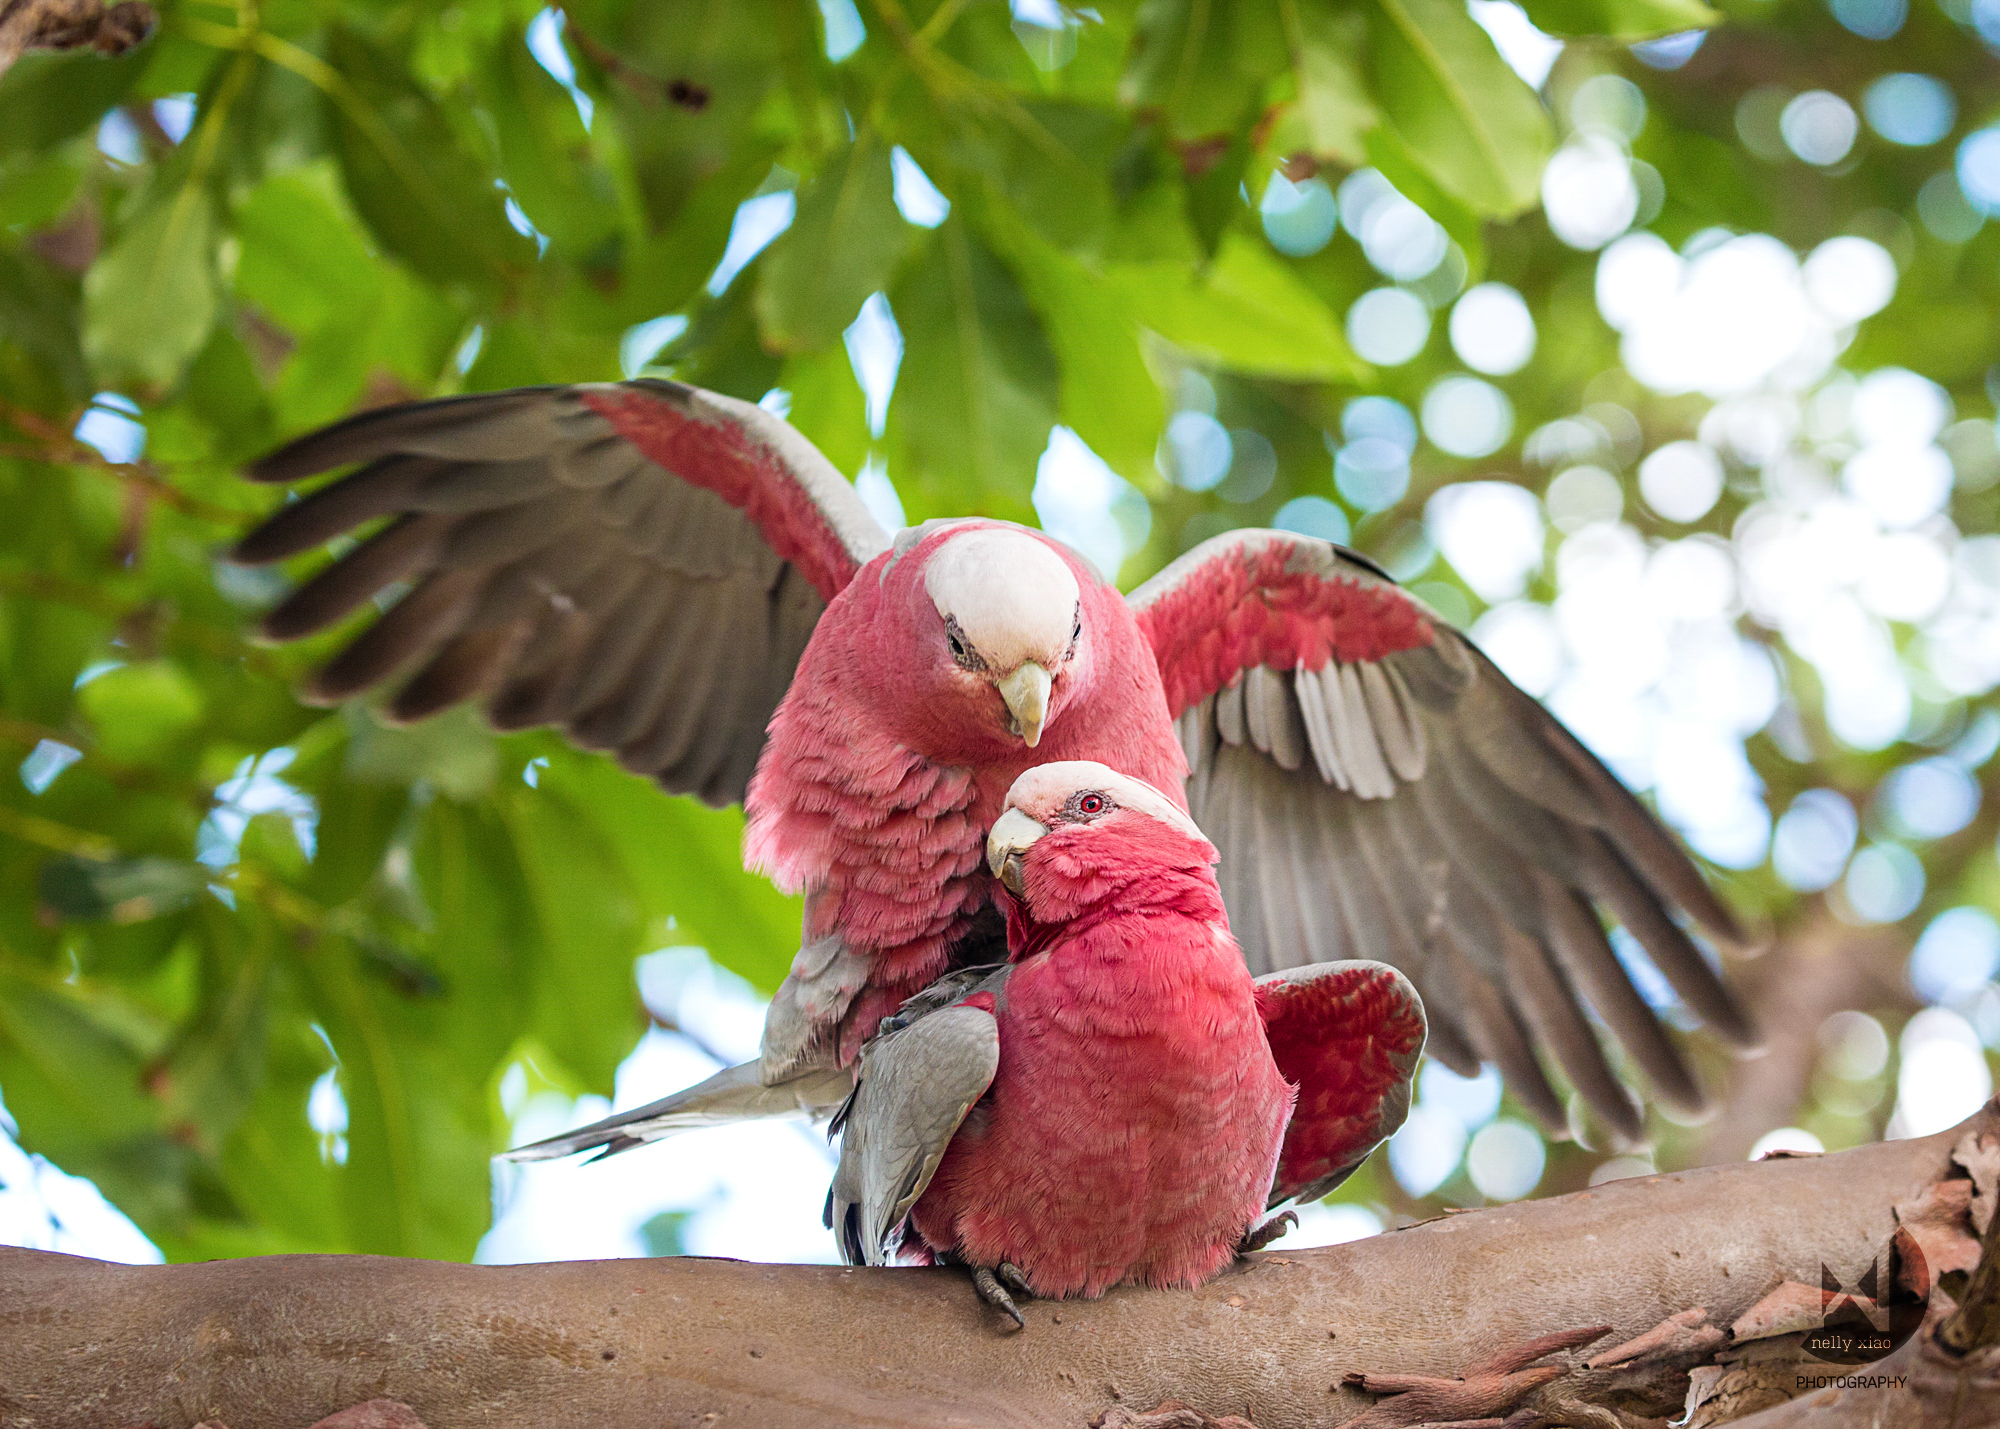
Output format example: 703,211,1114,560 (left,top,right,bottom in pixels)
235,380,892,808
826,1003,1000,1267
501,1061,854,1163
1132,528,1757,1141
